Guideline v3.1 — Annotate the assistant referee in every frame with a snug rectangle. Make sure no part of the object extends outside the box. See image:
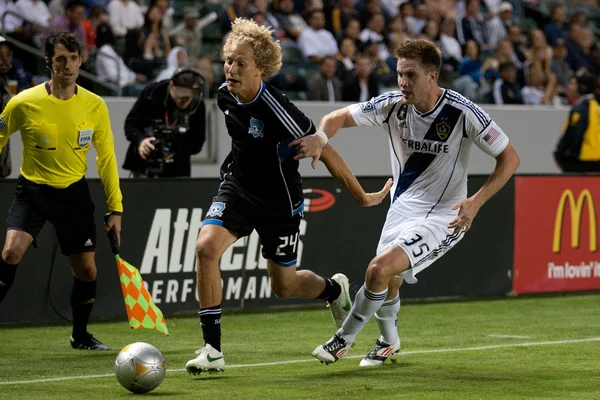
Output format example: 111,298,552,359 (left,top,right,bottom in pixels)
0,32,122,350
